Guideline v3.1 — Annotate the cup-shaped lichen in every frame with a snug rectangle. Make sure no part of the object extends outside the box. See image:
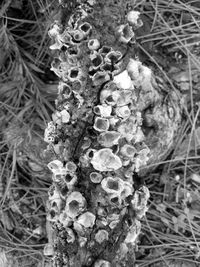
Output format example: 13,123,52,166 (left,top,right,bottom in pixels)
45,0,182,265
